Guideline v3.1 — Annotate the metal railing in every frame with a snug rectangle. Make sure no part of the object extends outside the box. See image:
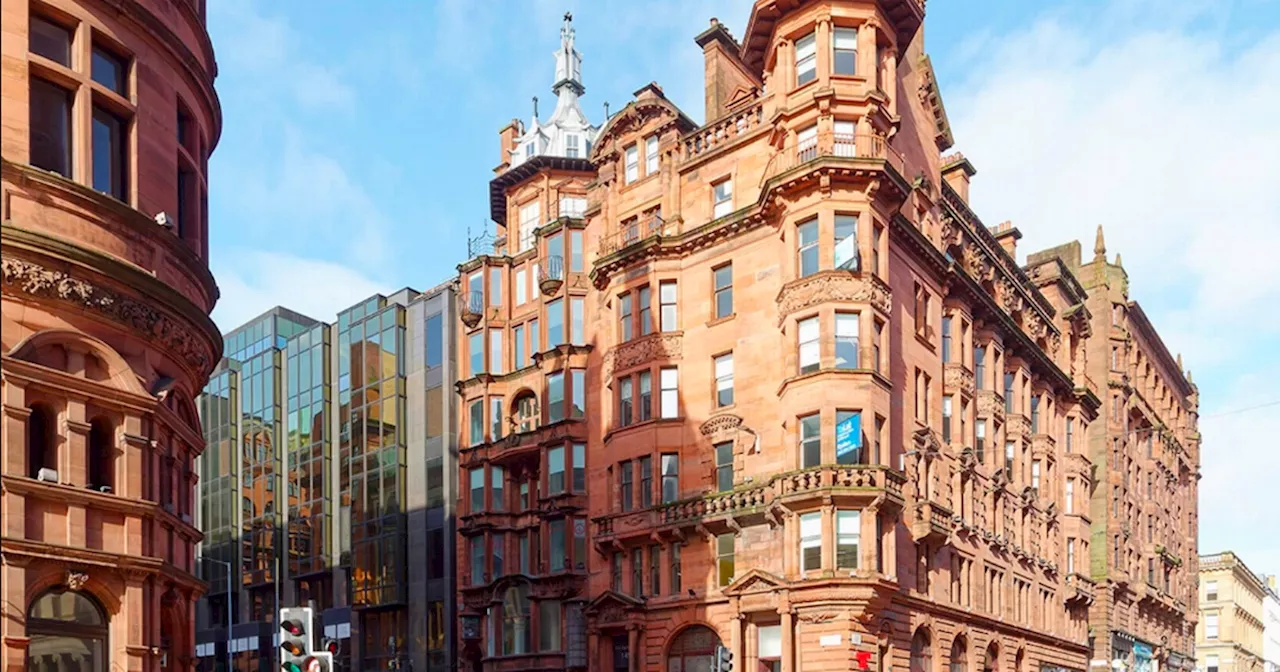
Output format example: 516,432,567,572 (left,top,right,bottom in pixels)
762,131,906,187
538,256,564,283
683,101,765,161
598,212,680,256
